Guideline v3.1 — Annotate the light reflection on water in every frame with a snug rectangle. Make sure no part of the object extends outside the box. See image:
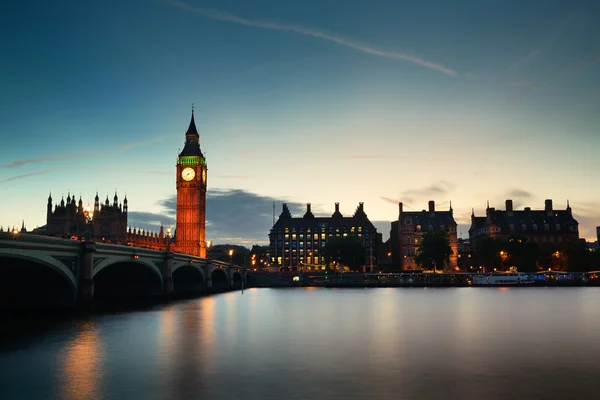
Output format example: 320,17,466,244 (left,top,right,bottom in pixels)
1,287,600,400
